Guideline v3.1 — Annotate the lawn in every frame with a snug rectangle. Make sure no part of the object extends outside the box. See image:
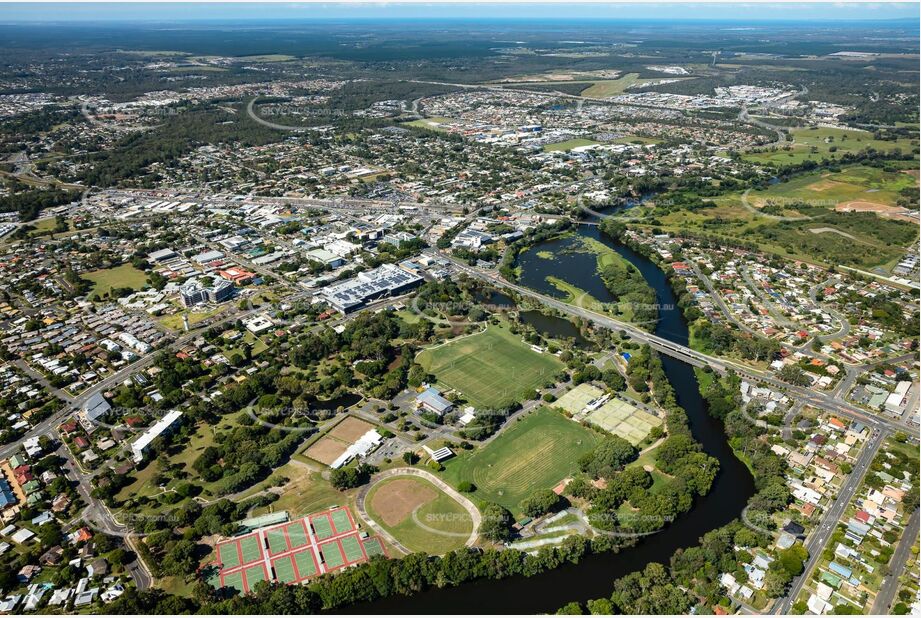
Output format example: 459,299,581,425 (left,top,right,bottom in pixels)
365,475,473,555
159,305,229,331
441,407,601,513
236,54,296,62
543,138,599,152
416,324,564,409
742,165,918,212
250,466,351,519
743,127,919,166
83,264,148,299
580,73,644,97
405,117,453,131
